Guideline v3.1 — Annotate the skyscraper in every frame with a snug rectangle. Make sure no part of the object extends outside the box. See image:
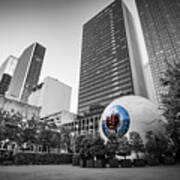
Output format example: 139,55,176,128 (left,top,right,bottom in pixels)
136,0,180,103
0,55,18,95
6,42,46,102
78,0,148,114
